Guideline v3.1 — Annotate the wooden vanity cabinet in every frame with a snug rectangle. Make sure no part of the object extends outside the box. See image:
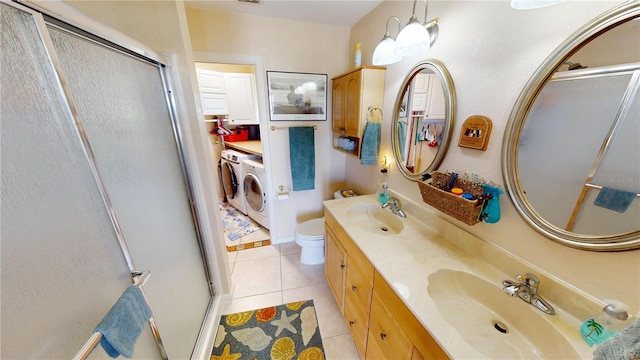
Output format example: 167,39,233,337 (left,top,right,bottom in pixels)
324,210,450,360
331,66,385,157
325,211,374,358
